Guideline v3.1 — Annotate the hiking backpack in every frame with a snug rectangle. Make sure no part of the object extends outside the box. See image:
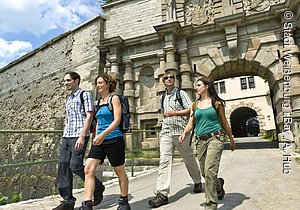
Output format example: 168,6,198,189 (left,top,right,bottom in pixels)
98,94,131,133
80,91,97,134
161,87,185,112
